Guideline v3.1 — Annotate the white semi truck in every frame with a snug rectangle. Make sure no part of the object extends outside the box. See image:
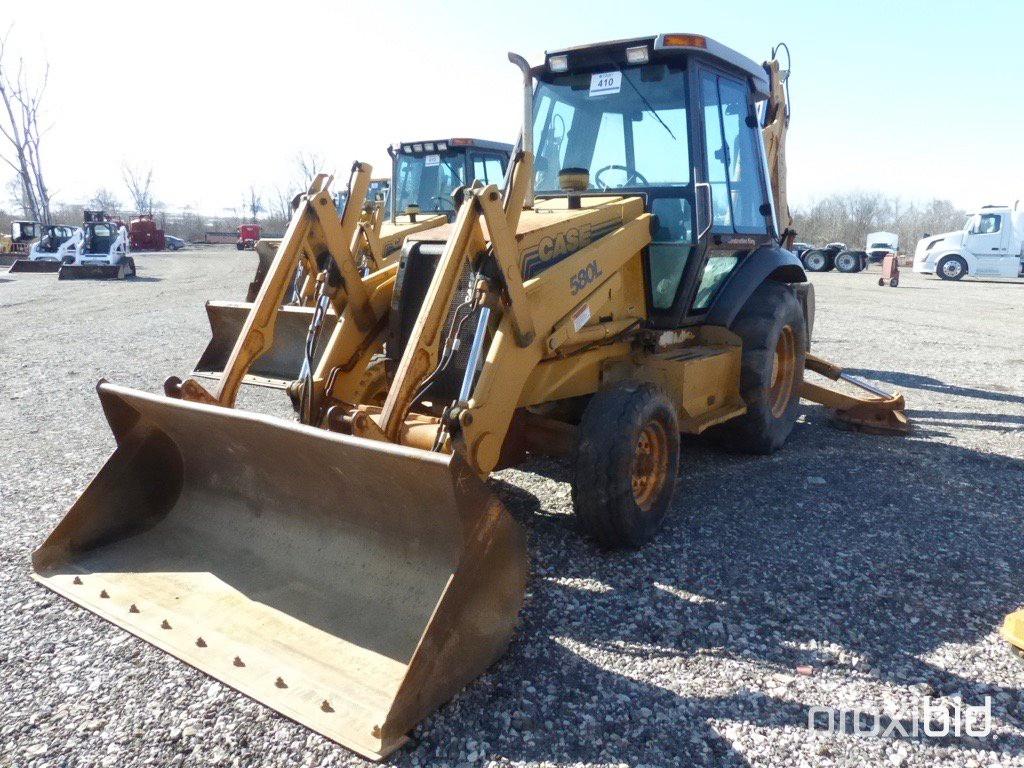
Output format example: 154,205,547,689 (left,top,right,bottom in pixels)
914,203,1024,281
